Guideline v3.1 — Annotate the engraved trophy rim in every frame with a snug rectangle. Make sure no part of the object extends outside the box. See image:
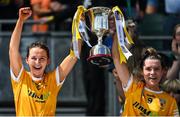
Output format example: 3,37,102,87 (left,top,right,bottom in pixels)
87,6,111,13
85,6,111,41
